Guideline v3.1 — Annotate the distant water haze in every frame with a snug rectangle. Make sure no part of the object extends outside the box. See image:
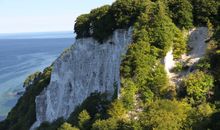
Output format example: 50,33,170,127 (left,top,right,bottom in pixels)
0,31,74,120
0,31,75,39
